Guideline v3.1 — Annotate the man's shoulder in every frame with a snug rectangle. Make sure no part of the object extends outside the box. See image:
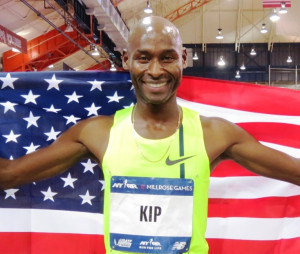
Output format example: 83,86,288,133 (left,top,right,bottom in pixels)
199,115,248,164
200,115,242,141
200,115,231,128
70,115,115,161
74,106,132,138
79,114,115,130
64,114,115,140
